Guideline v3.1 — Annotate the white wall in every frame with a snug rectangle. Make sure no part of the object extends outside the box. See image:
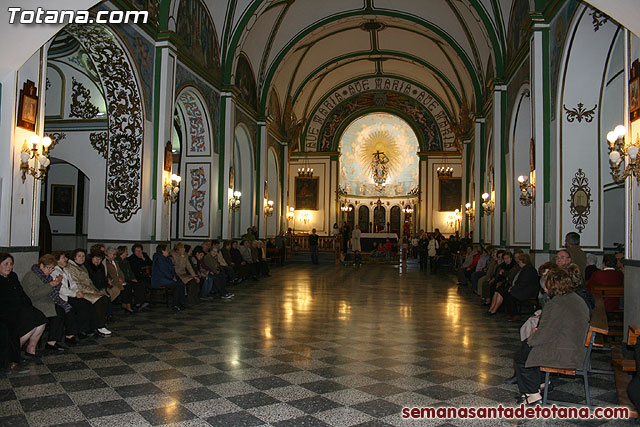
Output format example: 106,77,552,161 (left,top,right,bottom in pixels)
288,156,331,234
46,162,78,234
426,156,463,235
